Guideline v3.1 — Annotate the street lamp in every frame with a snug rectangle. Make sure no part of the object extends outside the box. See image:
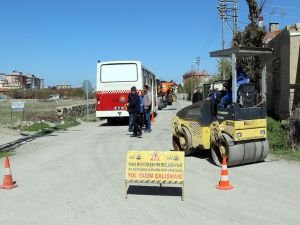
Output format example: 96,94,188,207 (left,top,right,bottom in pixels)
195,56,201,89
190,64,195,101
195,57,200,72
